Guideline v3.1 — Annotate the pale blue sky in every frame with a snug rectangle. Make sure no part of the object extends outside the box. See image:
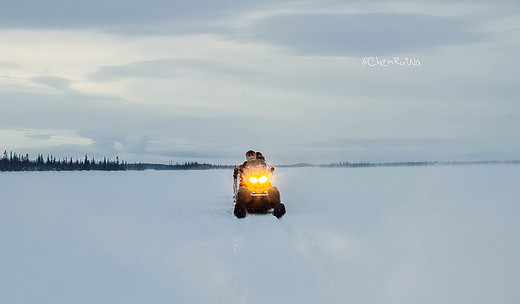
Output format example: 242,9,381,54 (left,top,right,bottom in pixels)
1,0,519,164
